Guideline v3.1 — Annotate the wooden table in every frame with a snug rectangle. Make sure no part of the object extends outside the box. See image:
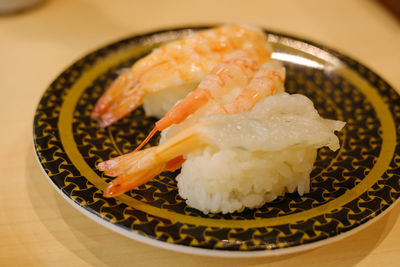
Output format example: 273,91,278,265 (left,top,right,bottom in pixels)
1,0,399,266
